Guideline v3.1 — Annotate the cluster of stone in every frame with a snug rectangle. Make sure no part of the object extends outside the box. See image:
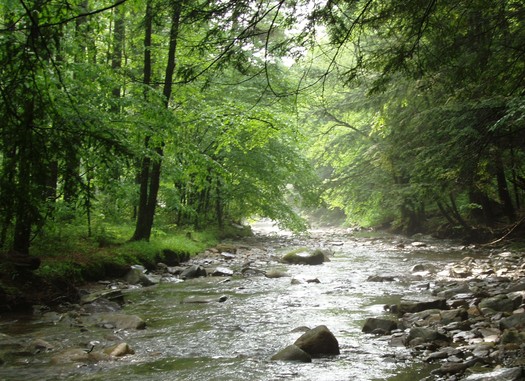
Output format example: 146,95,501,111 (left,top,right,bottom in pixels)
363,250,525,381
